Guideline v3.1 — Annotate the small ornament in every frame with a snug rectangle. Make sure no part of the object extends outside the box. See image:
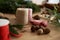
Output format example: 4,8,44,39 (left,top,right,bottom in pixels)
31,25,36,32
37,29,43,35
43,28,50,34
